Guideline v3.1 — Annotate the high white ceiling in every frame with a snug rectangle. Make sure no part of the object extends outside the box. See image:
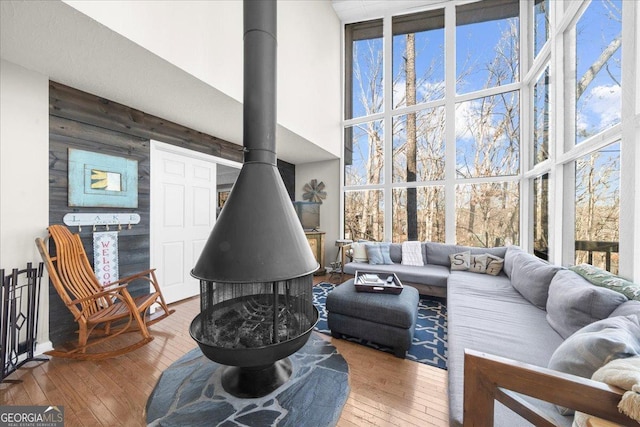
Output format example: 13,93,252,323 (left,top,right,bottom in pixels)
0,0,337,165
331,0,451,23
